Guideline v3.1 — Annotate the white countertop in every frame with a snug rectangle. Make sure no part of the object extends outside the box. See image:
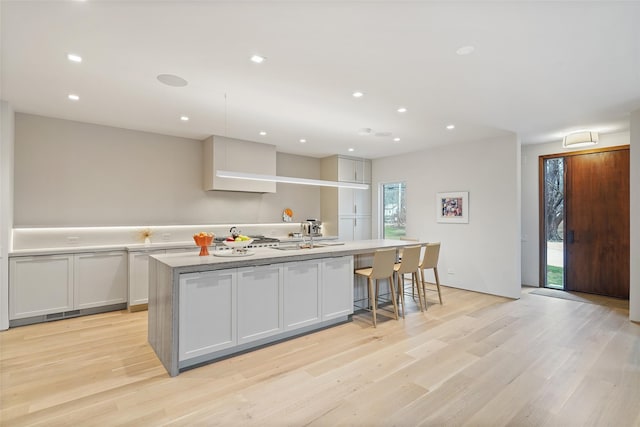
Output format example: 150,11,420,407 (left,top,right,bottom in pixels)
8,236,340,257
150,239,425,271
